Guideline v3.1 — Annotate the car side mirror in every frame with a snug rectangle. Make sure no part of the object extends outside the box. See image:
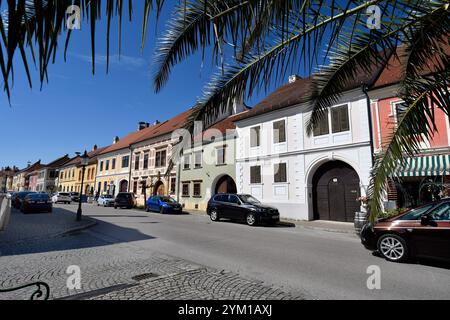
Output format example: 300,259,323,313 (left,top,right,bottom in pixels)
421,214,432,226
